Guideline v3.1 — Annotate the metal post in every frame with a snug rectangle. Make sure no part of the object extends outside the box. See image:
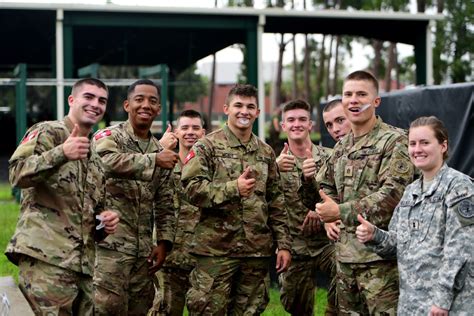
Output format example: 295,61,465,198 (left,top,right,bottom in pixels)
257,14,266,141
14,63,27,145
56,9,64,119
